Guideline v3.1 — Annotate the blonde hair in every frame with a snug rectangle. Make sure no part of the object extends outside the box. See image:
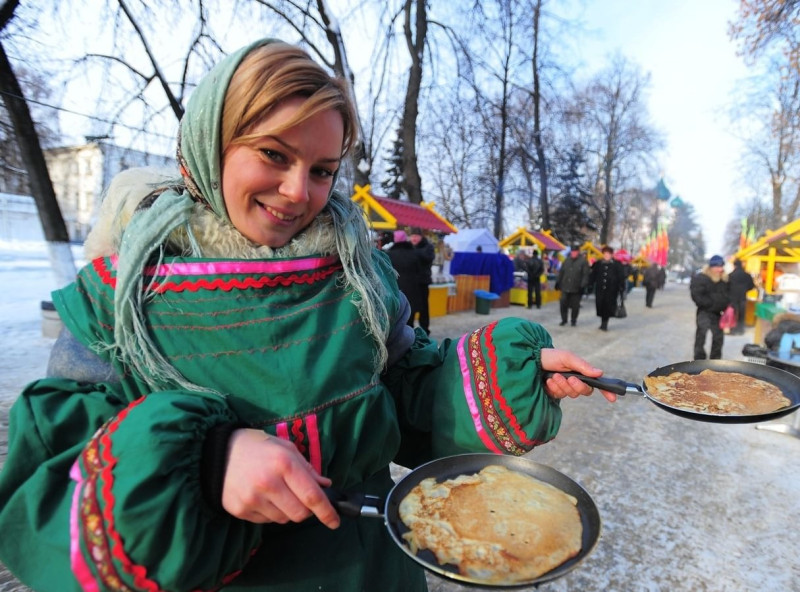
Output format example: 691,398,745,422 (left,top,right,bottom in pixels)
222,42,359,156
